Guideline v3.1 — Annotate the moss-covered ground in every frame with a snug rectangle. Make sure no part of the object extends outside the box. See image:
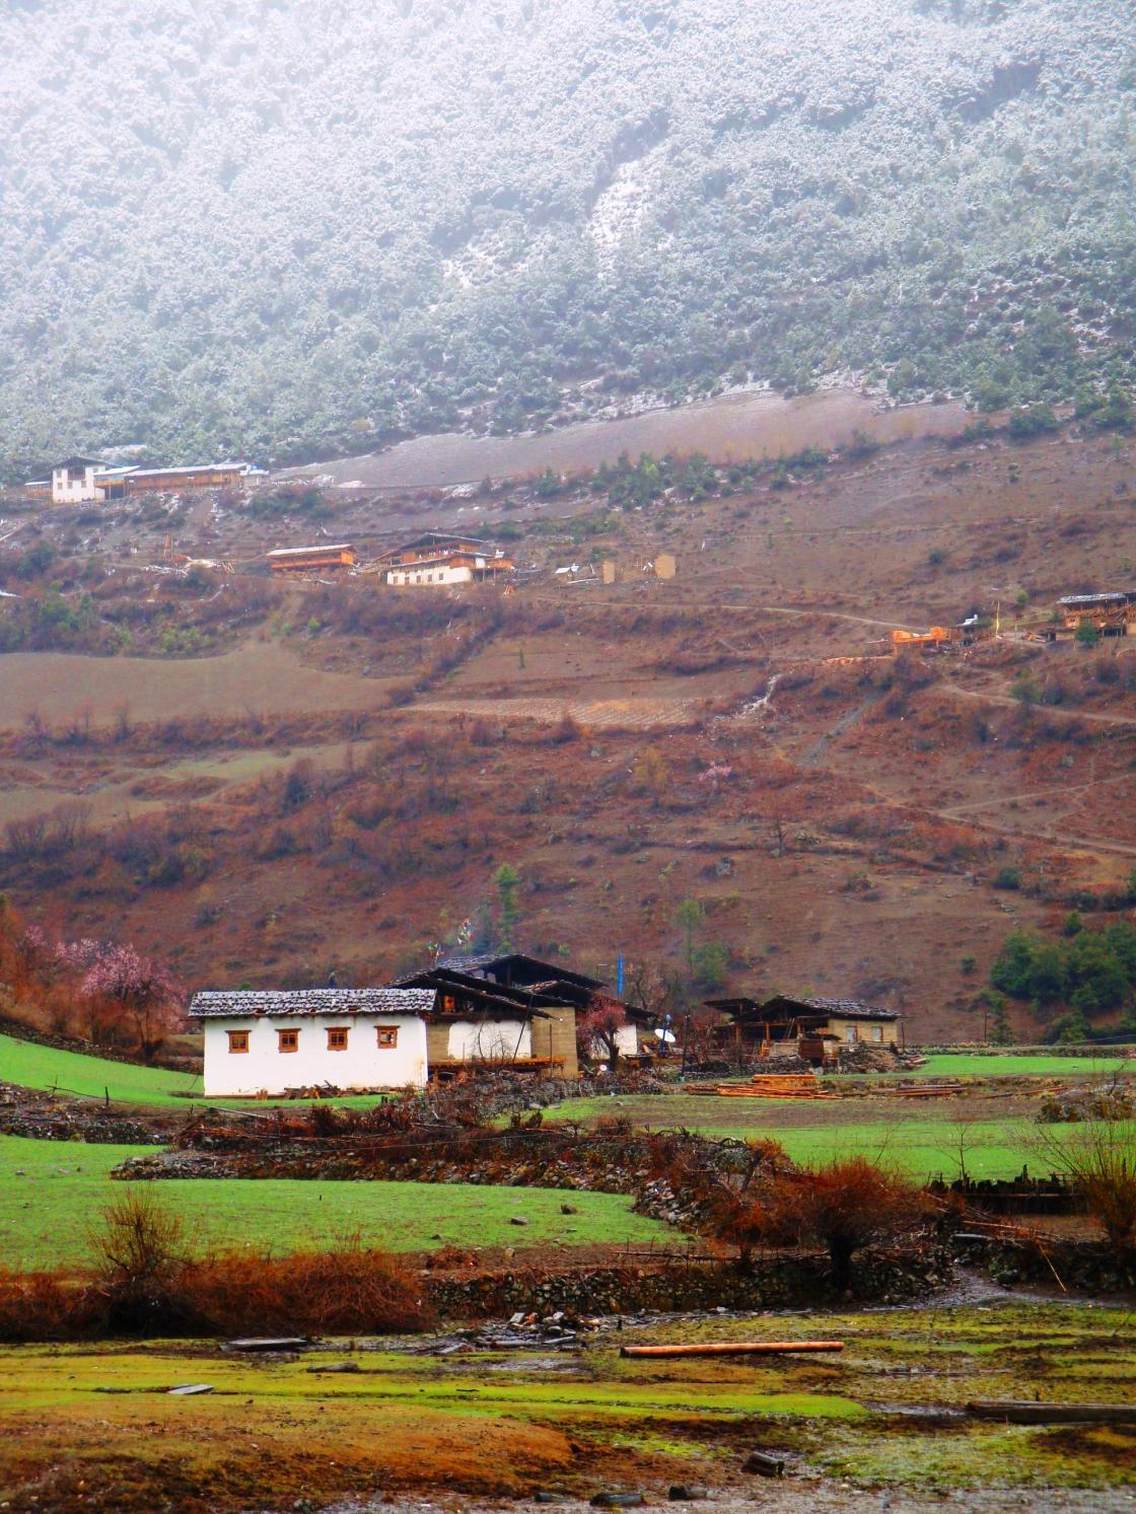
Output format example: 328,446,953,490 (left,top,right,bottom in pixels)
0,1134,679,1271
1,1304,1132,1510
